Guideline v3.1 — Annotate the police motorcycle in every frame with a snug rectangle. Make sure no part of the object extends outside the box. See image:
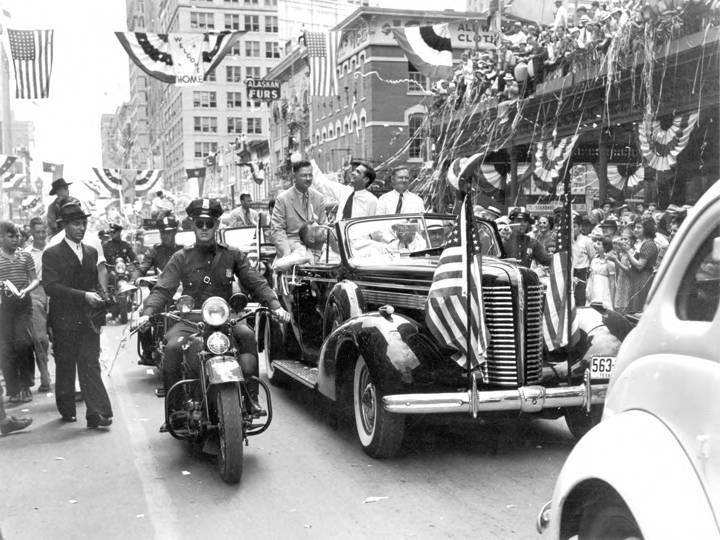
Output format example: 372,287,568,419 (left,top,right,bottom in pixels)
155,292,273,484
106,256,138,324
